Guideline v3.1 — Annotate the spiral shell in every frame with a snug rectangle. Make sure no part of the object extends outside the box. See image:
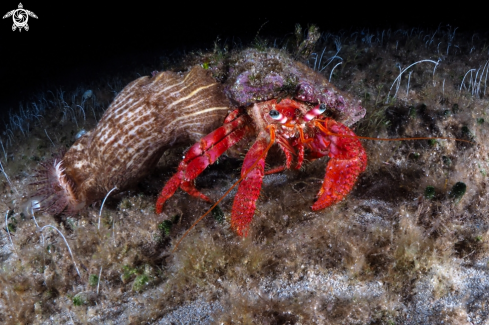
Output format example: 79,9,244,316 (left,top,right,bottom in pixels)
33,66,231,214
